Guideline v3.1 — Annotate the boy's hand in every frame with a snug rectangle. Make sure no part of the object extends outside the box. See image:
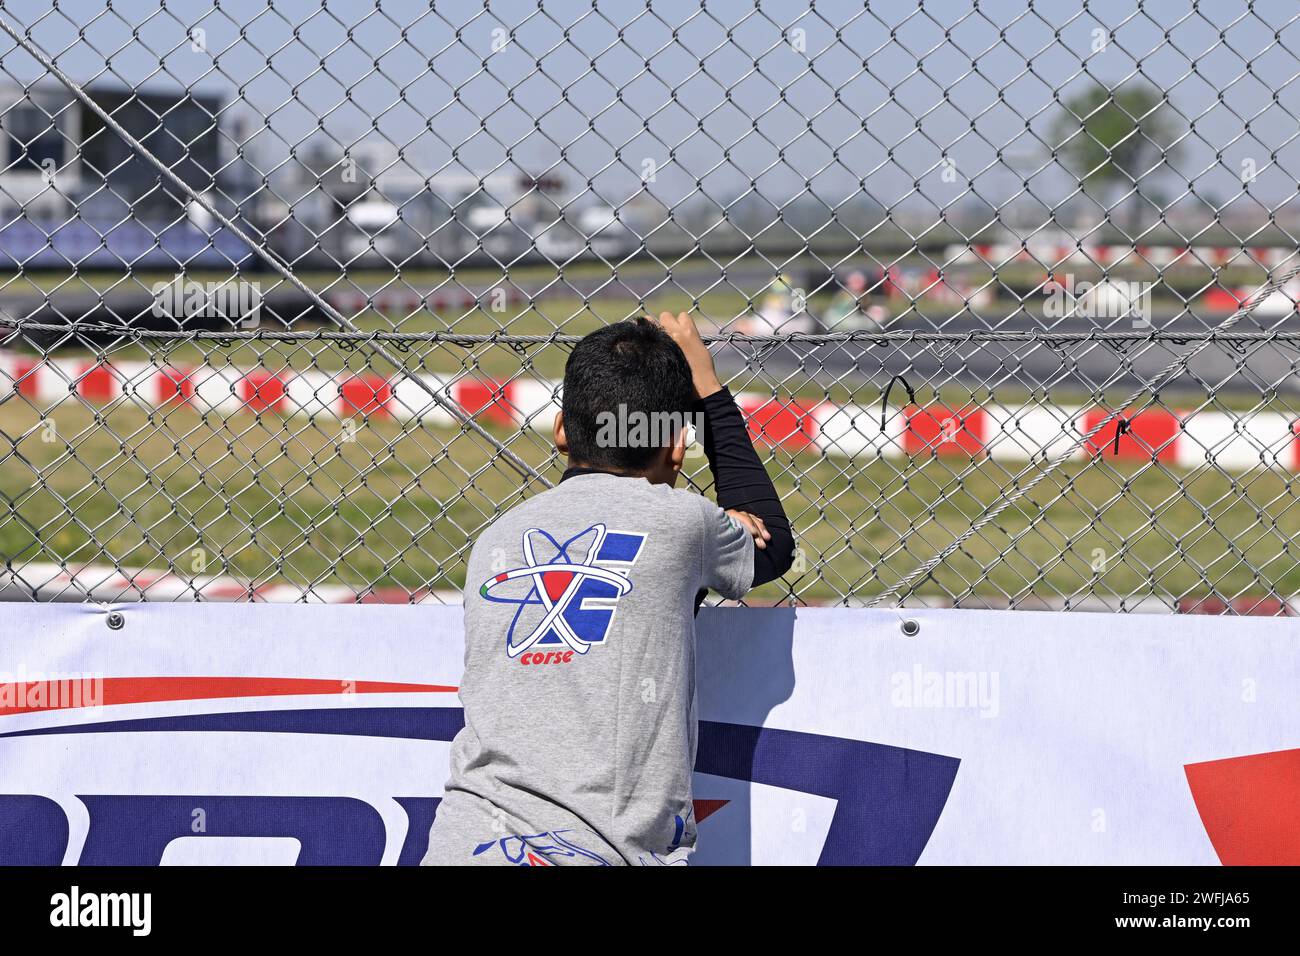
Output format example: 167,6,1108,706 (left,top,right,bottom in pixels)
654,311,723,399
727,509,771,550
